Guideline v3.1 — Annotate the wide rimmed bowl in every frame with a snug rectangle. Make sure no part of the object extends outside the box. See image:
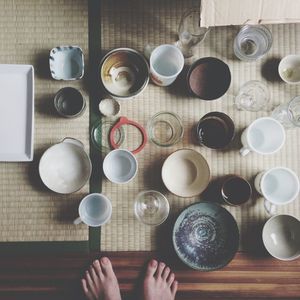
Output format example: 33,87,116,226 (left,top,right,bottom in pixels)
173,202,239,271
